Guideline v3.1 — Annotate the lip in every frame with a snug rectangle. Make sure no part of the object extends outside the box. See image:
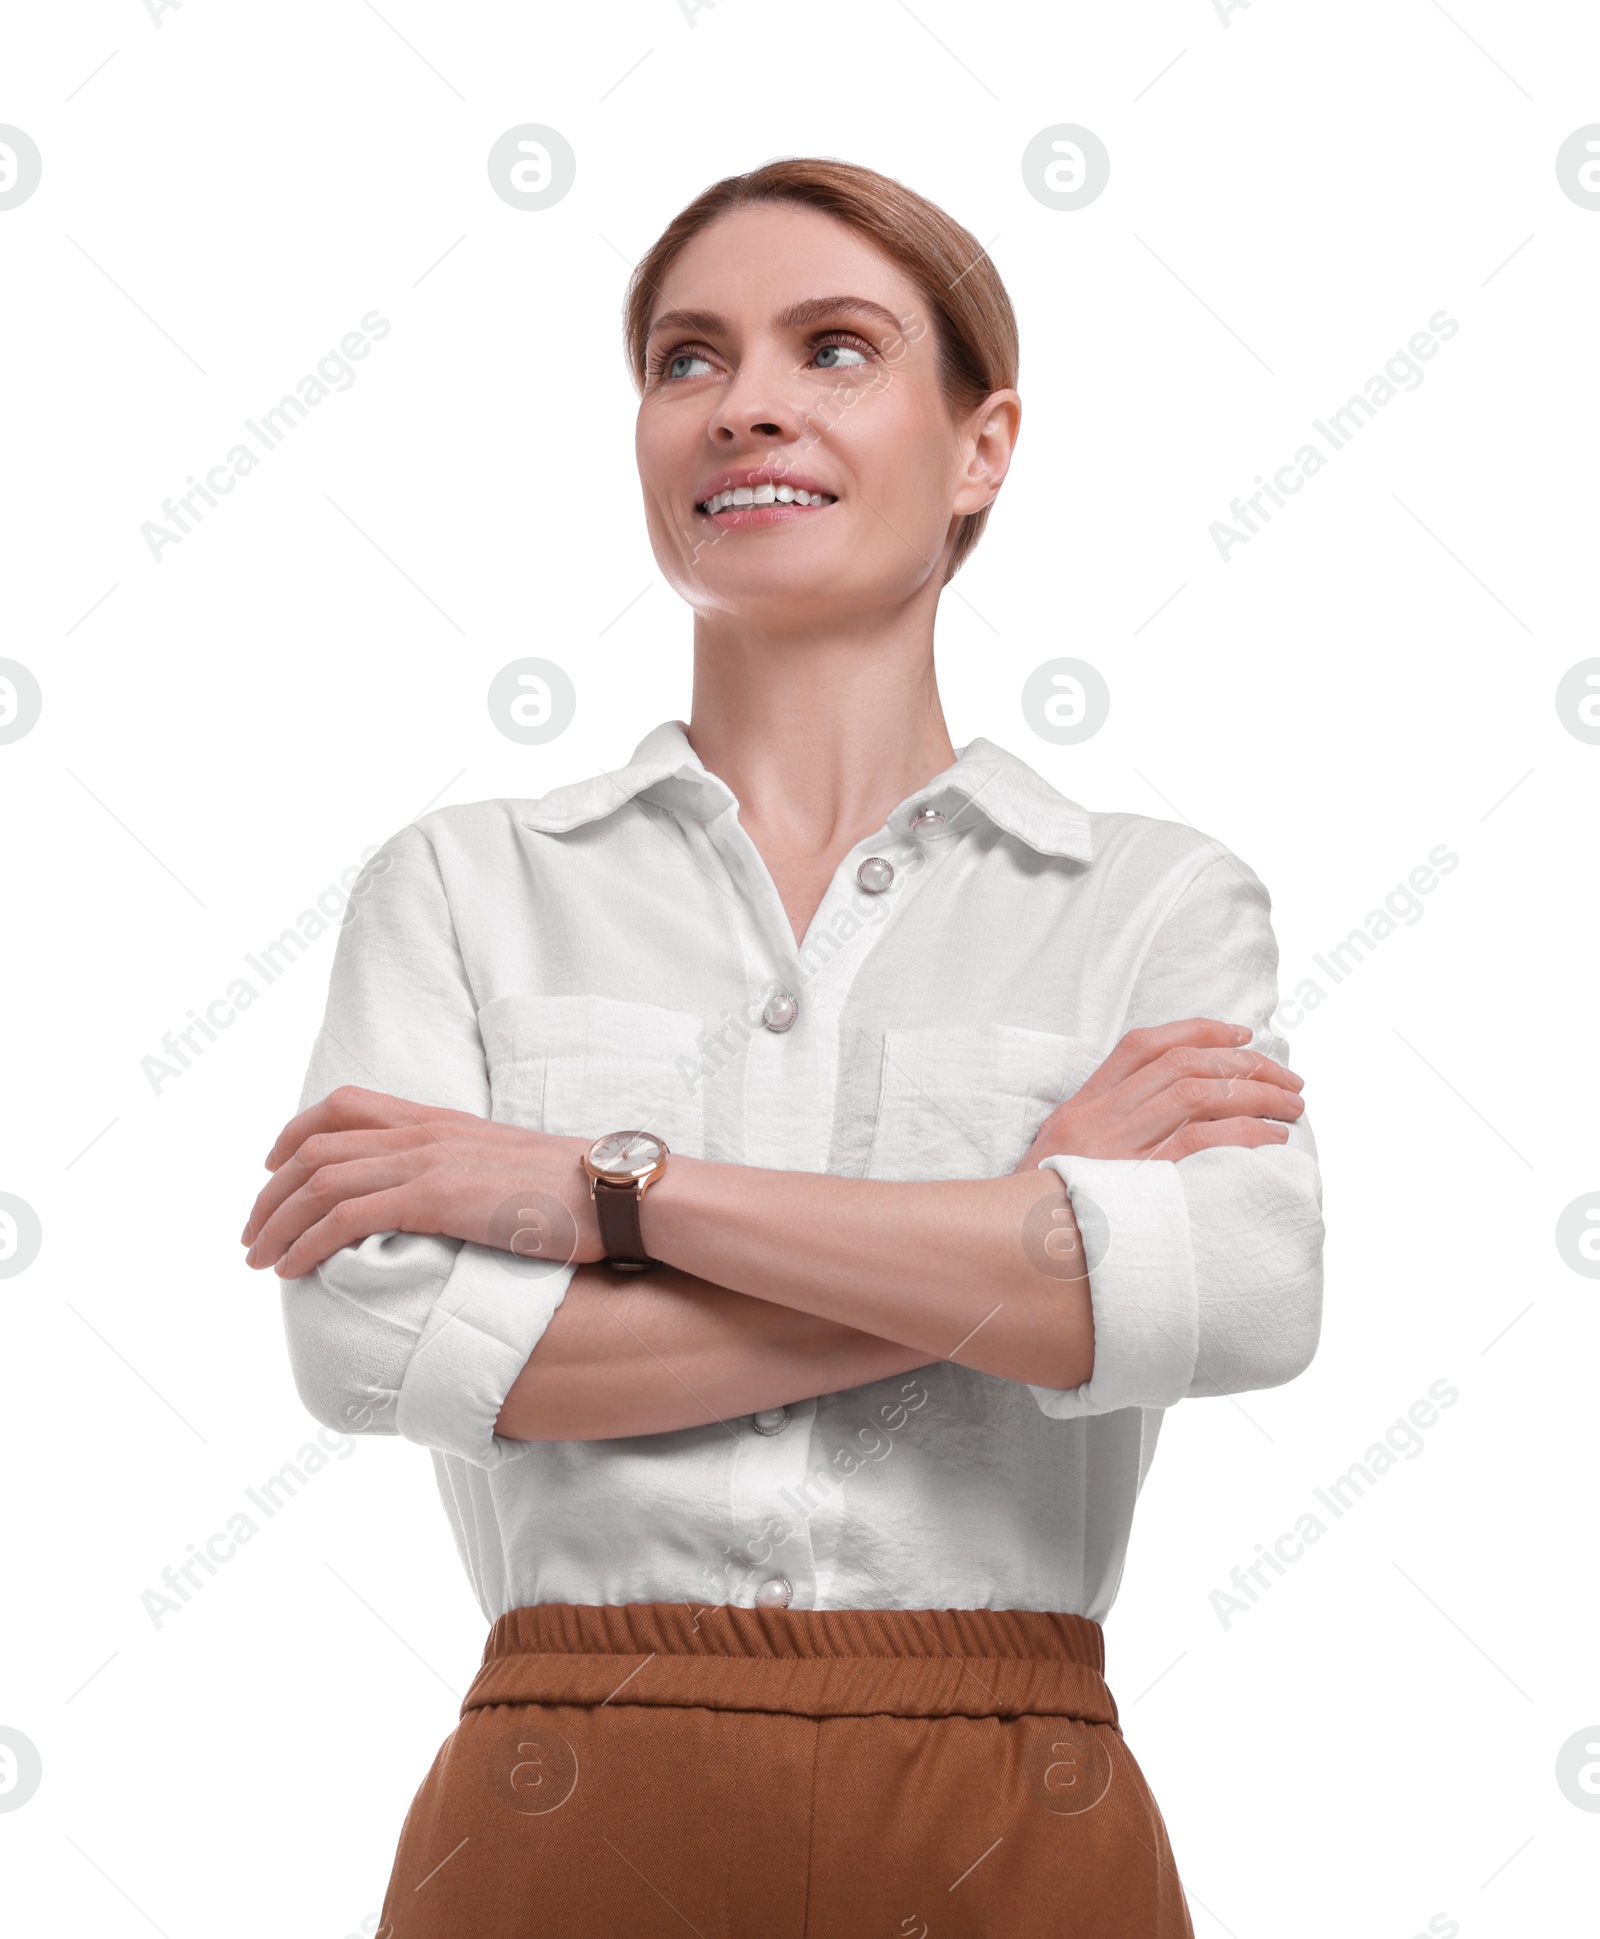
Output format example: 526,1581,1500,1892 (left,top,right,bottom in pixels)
694,464,838,514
